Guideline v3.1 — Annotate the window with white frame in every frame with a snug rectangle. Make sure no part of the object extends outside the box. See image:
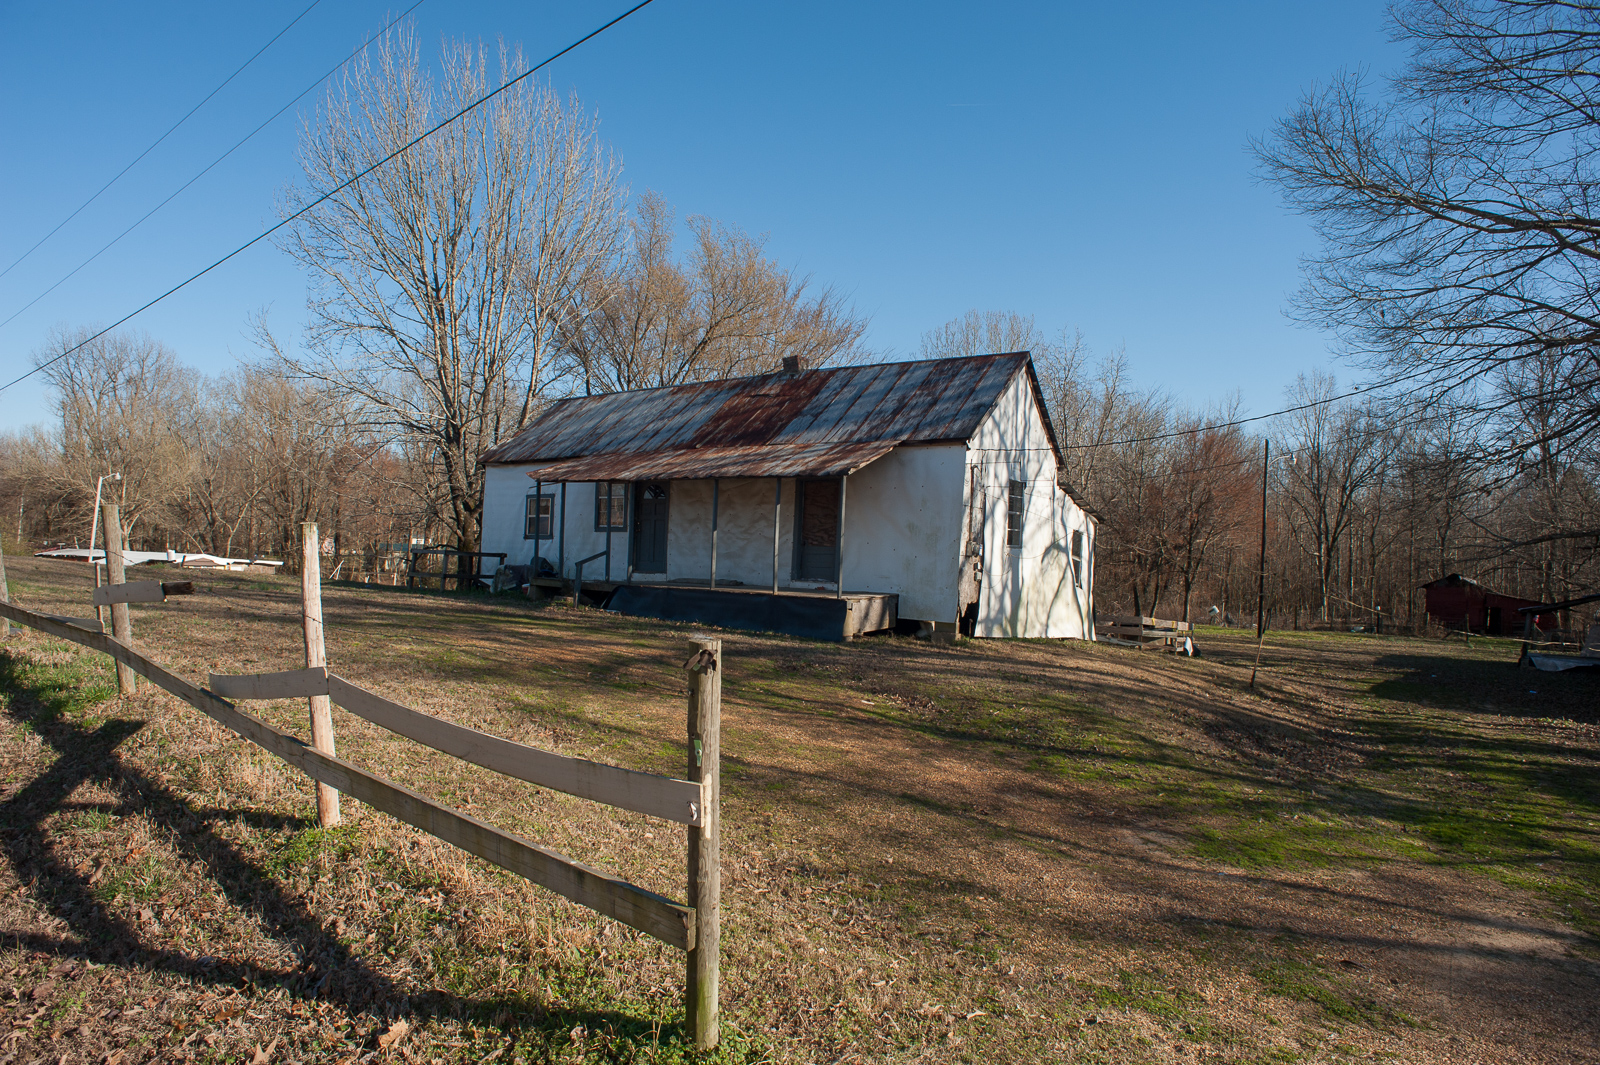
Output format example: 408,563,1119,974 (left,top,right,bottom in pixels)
1071,528,1085,586
1006,481,1025,549
525,494,554,539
